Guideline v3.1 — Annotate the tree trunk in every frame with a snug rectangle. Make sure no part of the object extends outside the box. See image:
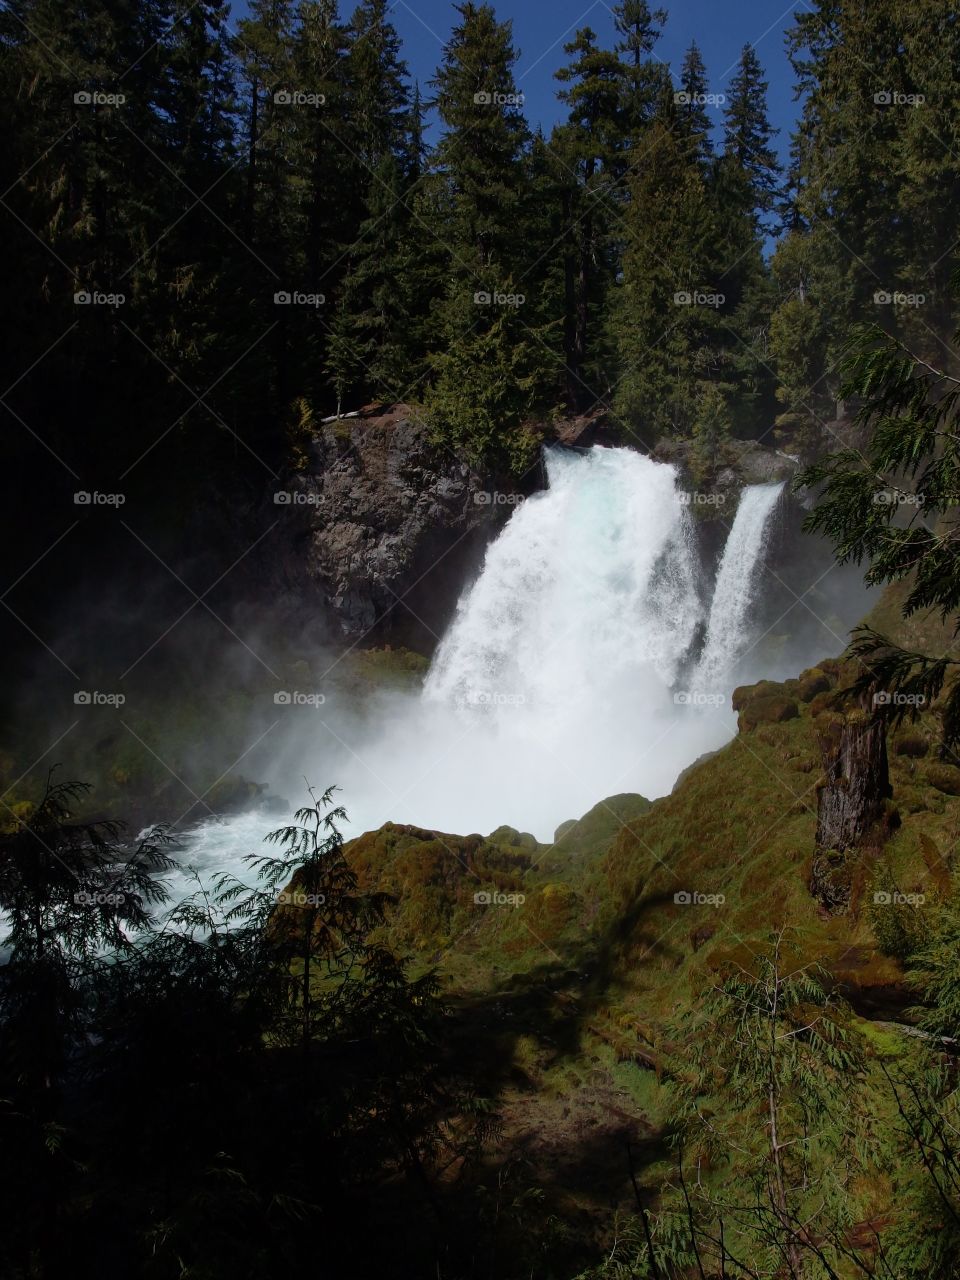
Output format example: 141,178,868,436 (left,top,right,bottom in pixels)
816,714,891,852
245,74,259,242
811,713,896,911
